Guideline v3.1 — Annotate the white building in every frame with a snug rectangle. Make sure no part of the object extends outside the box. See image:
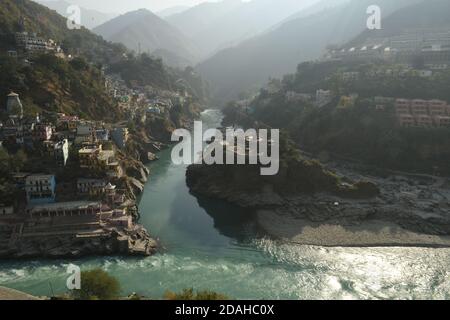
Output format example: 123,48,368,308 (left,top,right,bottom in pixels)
54,139,69,166
316,90,333,107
